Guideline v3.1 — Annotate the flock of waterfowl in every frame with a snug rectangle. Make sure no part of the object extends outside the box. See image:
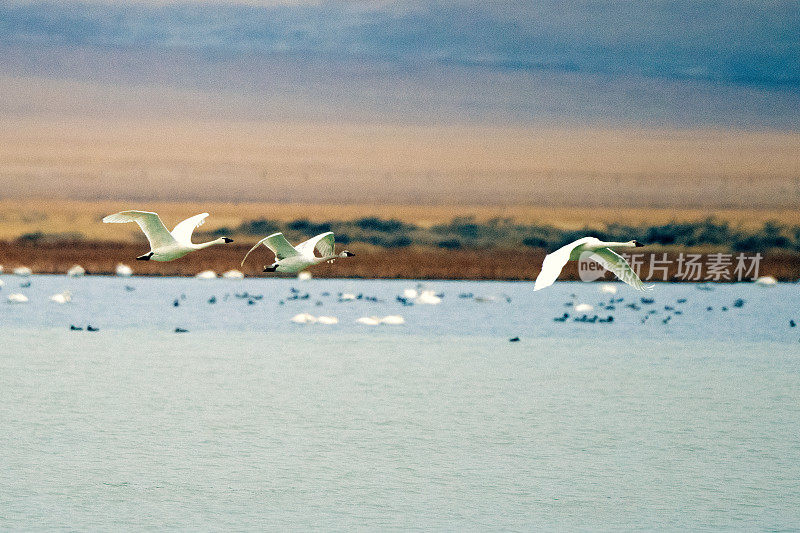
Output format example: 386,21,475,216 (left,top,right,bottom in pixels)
1,209,795,338
97,209,655,288
1,262,796,340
